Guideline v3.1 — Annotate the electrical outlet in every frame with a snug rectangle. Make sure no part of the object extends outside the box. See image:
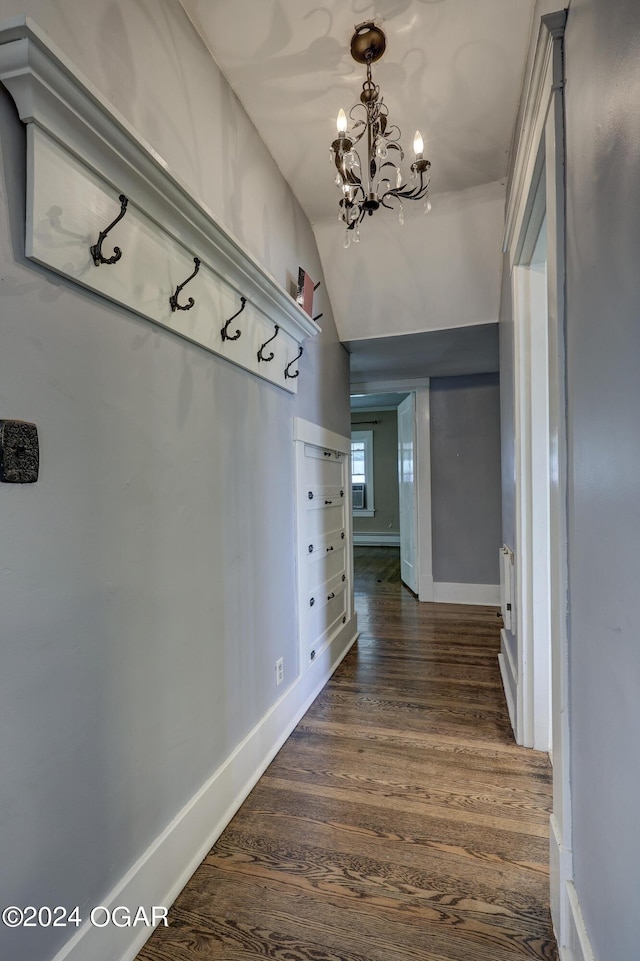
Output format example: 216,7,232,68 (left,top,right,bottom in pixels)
275,657,284,686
